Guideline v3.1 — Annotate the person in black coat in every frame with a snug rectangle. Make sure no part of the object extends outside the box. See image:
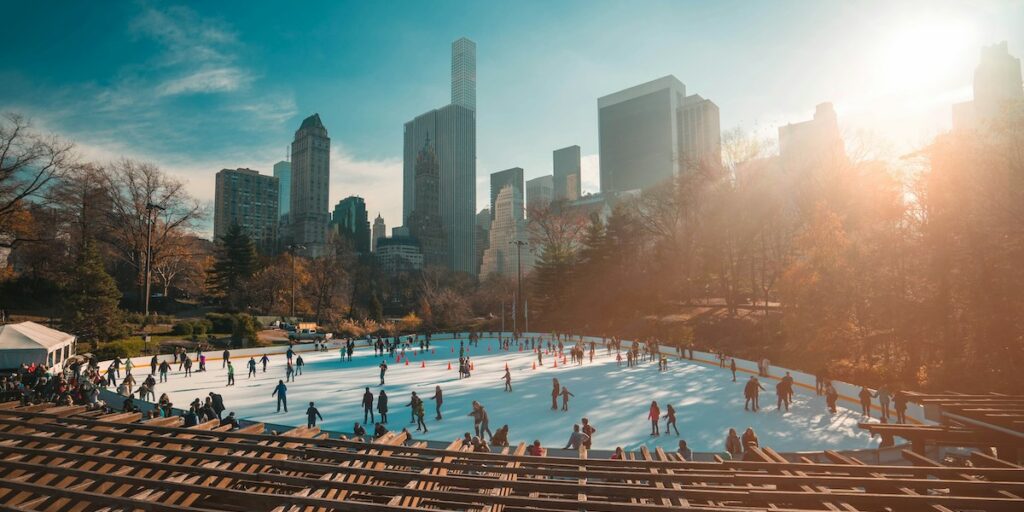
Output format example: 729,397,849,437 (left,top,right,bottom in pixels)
209,392,225,419
362,387,375,424
377,390,389,423
430,385,443,420
306,401,323,428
